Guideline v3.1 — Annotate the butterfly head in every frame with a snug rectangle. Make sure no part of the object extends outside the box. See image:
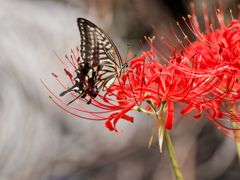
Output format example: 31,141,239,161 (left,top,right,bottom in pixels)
123,62,128,68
